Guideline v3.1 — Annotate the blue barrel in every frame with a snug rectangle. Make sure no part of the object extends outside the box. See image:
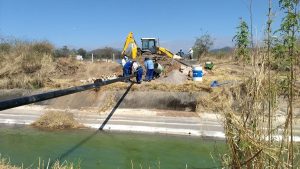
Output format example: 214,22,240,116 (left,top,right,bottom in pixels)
192,65,203,81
